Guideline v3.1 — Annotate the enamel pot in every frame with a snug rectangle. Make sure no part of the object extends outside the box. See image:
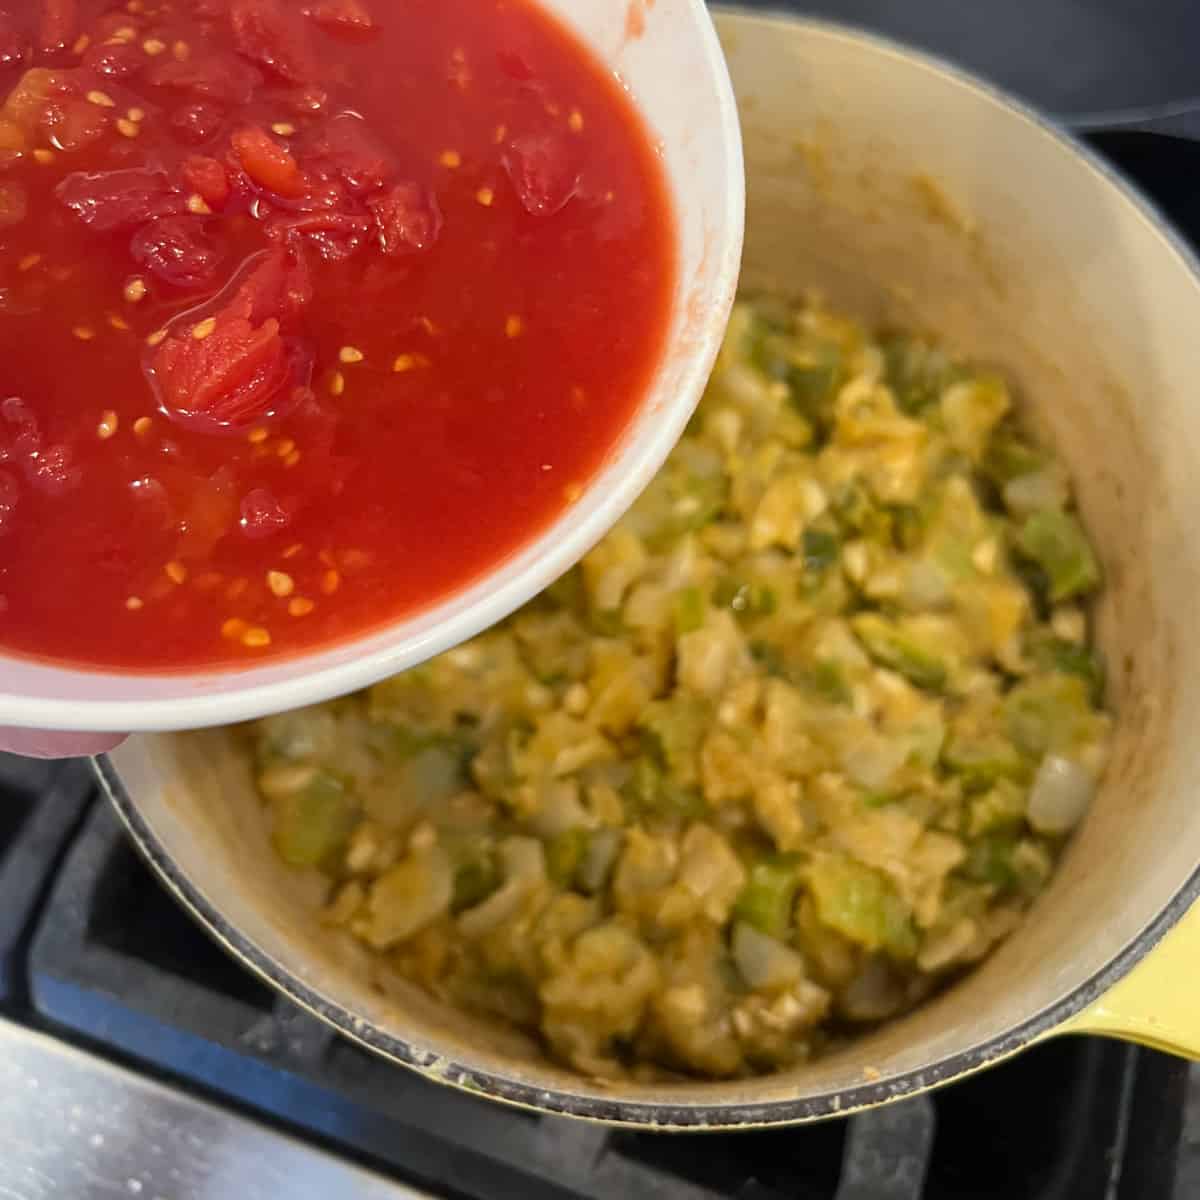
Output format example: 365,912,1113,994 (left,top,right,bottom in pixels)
99,10,1200,1128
